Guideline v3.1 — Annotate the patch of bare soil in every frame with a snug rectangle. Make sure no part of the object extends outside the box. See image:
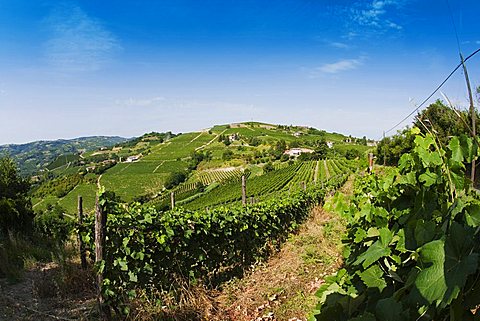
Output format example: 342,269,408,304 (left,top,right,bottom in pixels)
0,262,97,321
